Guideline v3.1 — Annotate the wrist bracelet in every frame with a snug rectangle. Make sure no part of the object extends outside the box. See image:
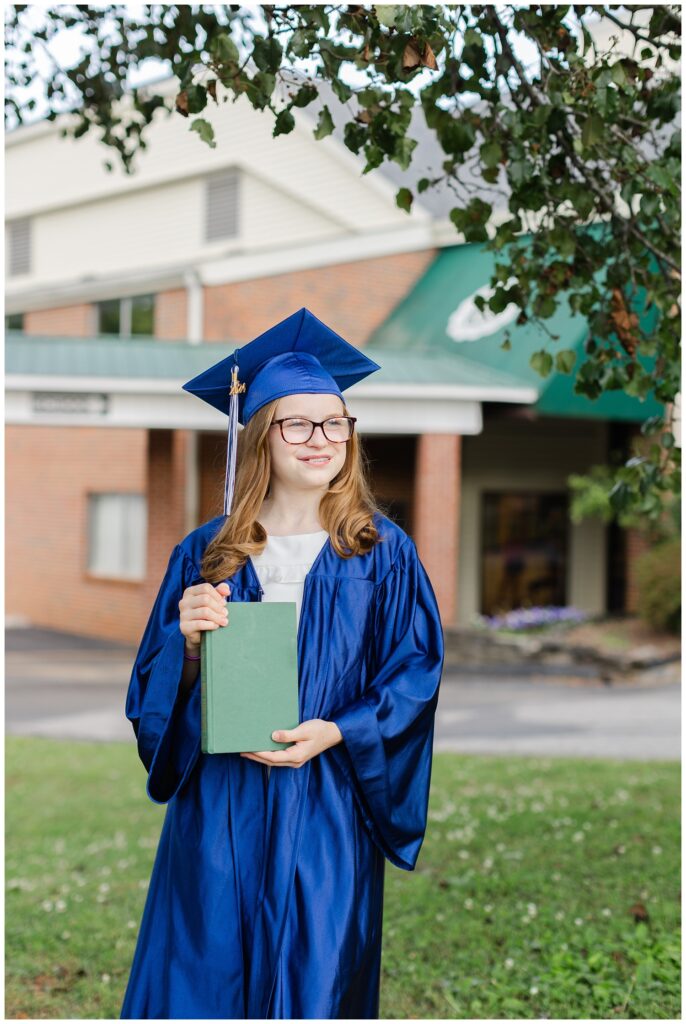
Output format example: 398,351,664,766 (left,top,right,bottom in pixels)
183,649,201,662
